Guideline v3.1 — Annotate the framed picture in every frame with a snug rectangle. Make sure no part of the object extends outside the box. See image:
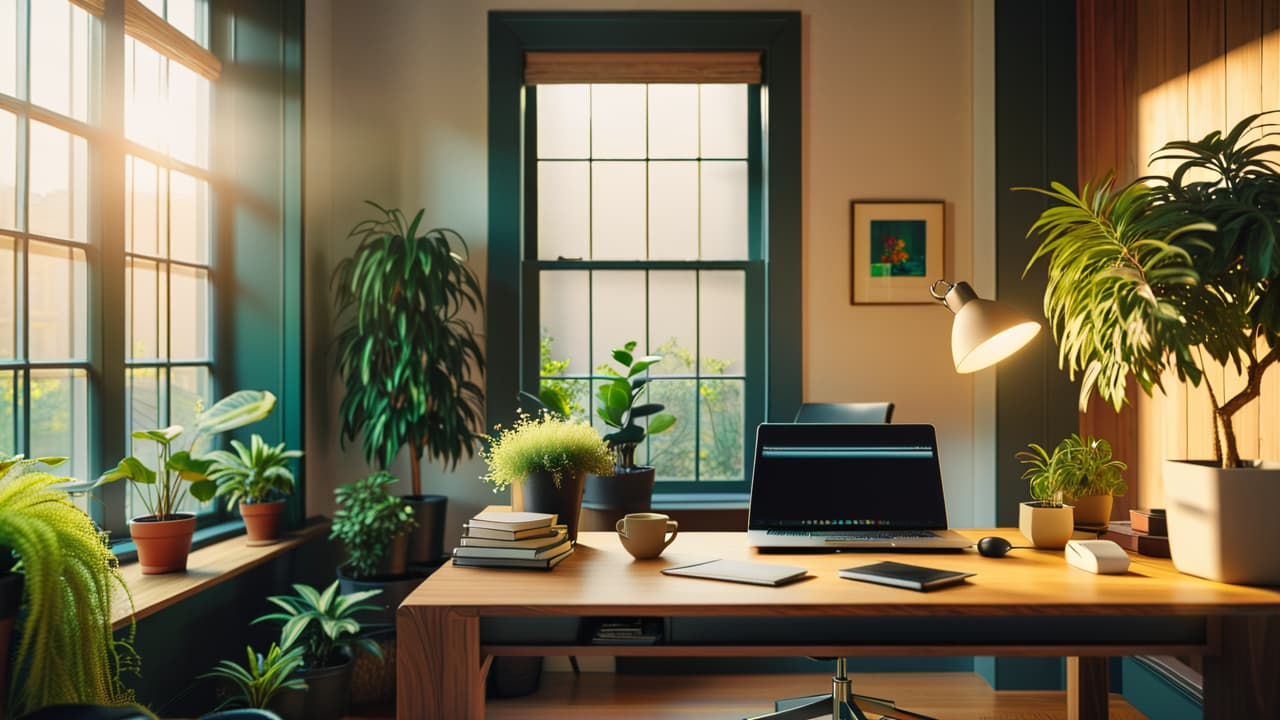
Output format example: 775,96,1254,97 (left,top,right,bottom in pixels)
850,200,945,305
